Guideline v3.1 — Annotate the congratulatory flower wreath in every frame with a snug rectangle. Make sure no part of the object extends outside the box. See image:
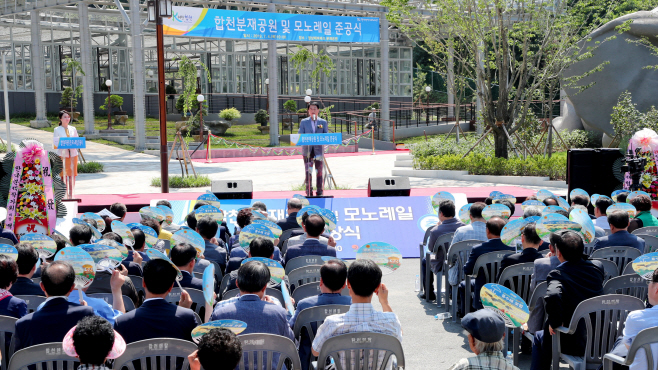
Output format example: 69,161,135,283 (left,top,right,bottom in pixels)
0,139,67,237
